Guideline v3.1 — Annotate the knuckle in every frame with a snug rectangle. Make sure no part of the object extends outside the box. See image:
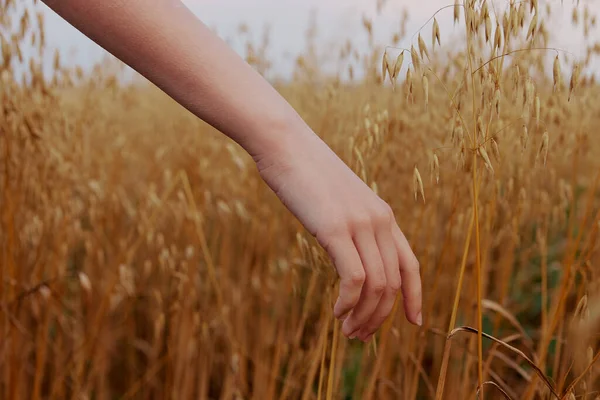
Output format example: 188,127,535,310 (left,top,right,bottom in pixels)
374,203,394,225
347,270,366,287
369,277,387,295
352,213,372,231
388,277,402,292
